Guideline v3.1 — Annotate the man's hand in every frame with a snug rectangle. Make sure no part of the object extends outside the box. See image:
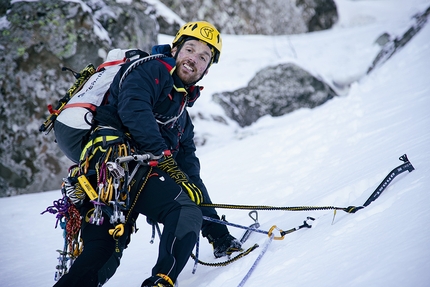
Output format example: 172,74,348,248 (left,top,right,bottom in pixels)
157,150,203,205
